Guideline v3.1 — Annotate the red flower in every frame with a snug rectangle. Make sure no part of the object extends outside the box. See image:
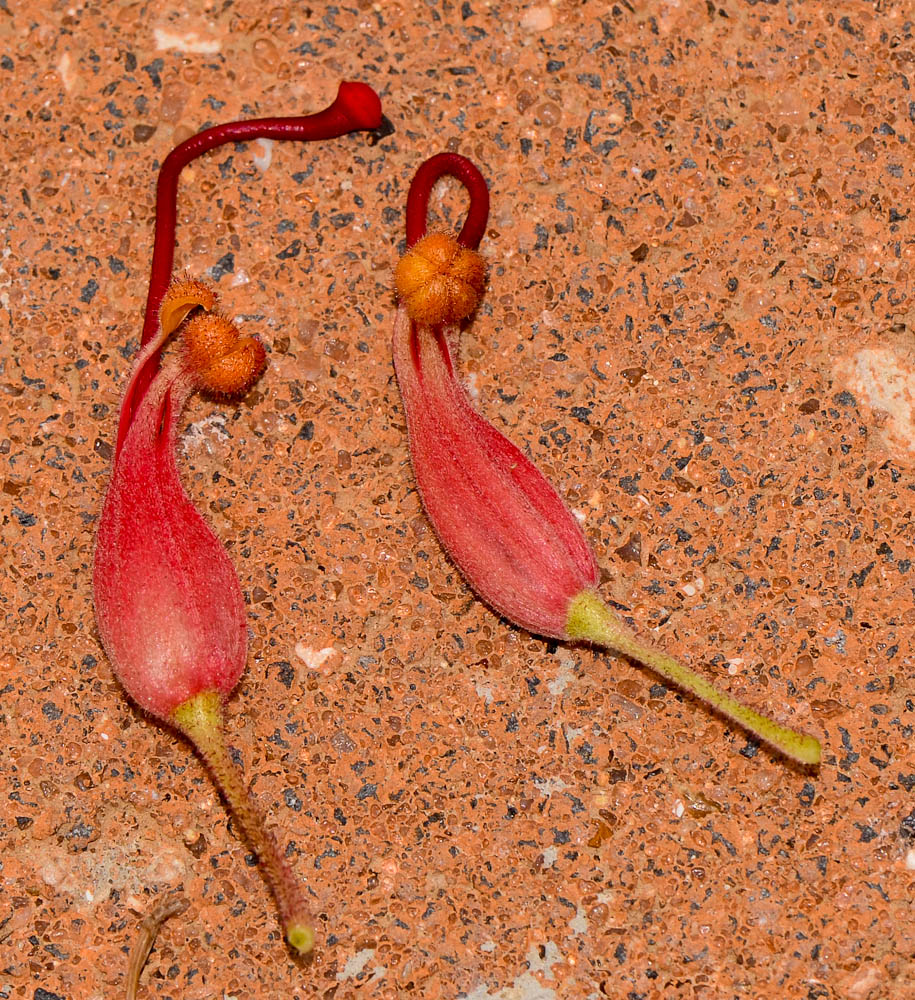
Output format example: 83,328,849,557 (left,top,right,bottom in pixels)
93,83,390,957
94,281,317,951
95,284,248,718
392,153,820,766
